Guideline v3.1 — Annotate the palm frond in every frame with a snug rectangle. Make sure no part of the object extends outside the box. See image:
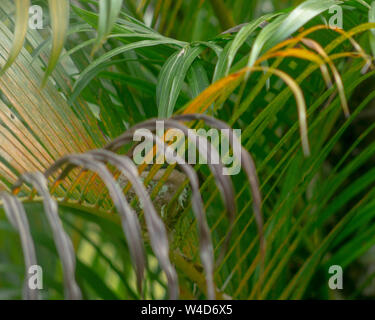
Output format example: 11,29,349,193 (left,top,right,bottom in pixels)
1,0,375,300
